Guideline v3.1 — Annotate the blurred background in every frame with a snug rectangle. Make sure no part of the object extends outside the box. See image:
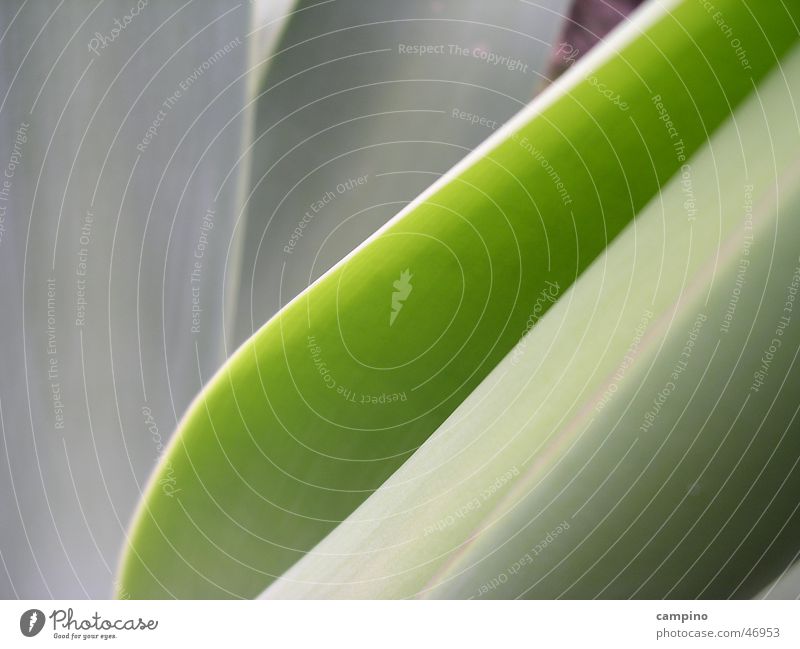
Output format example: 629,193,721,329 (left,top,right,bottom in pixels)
4,0,798,601
0,0,574,599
